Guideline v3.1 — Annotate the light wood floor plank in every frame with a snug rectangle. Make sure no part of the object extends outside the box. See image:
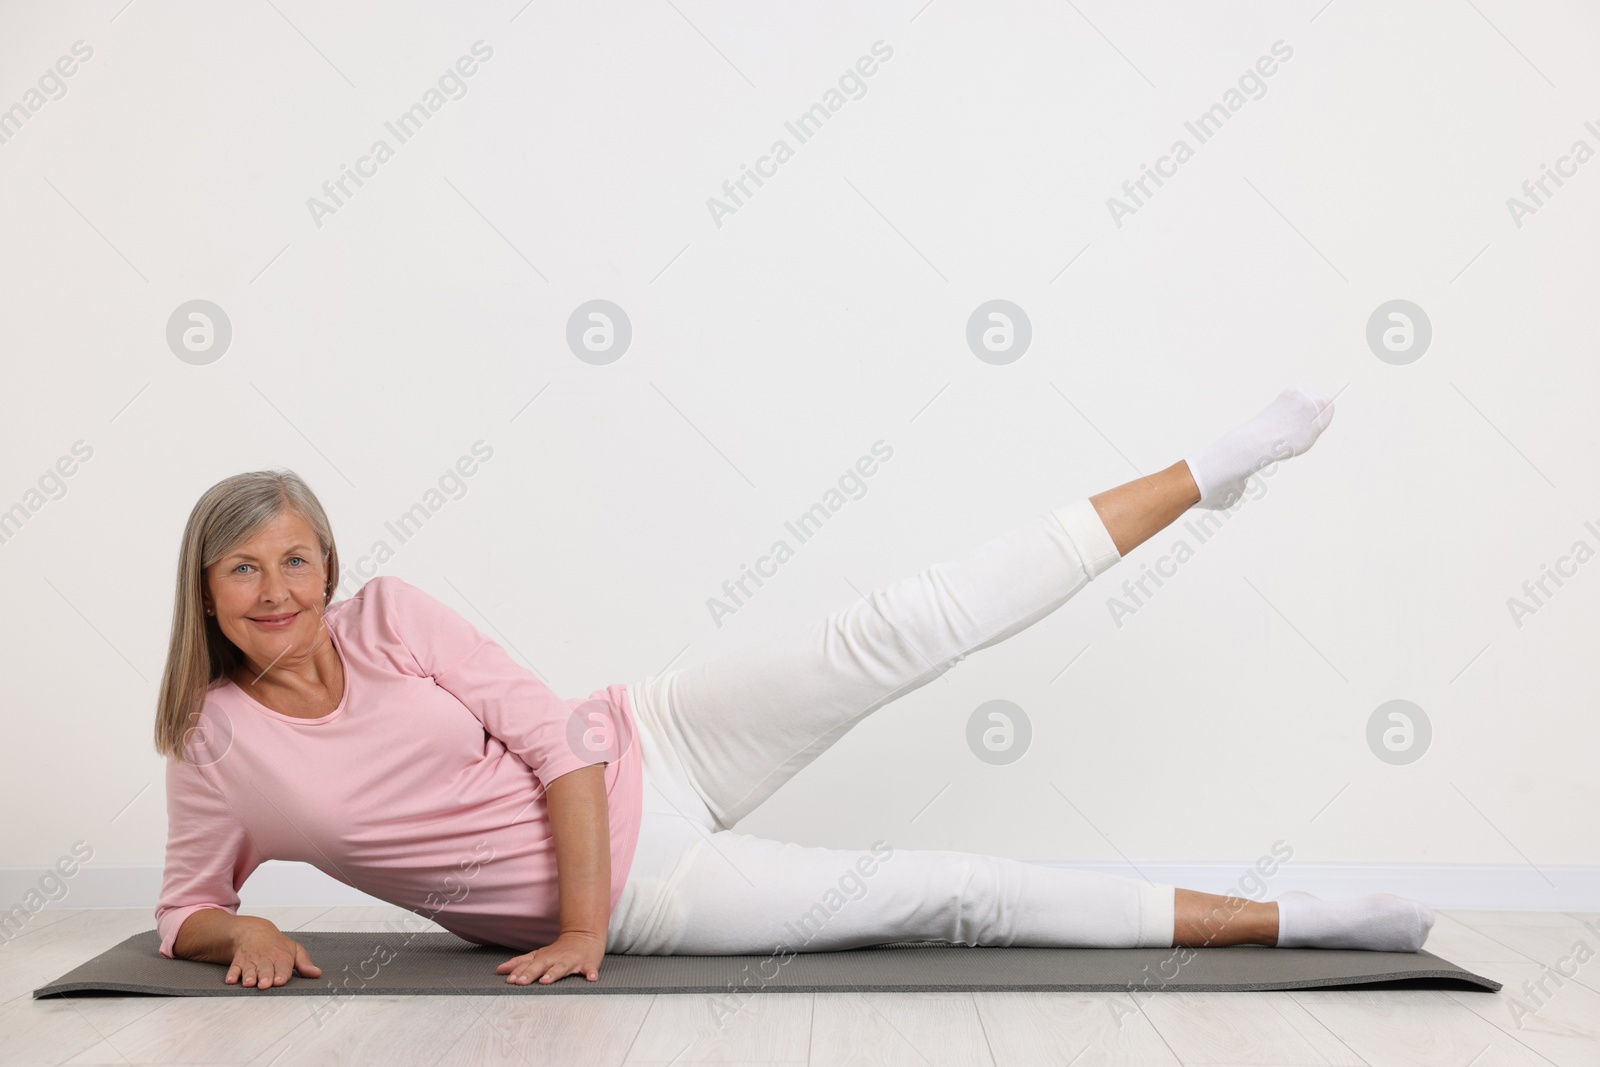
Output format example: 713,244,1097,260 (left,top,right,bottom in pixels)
0,993,159,1066
302,904,433,924
1289,989,1555,1067
1444,960,1600,1067
0,910,154,1004
1257,993,1371,1066
243,905,340,931
973,992,1182,1066
1421,912,1539,965
623,991,811,1064
1139,991,1366,1065
0,906,84,945
238,995,478,1066
460,995,655,1067
809,992,993,1066
1458,924,1600,998
85,994,320,1065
